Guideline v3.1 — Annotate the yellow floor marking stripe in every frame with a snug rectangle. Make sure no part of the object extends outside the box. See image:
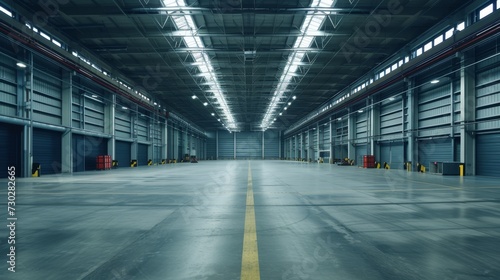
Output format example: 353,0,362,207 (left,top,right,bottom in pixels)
241,163,260,280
